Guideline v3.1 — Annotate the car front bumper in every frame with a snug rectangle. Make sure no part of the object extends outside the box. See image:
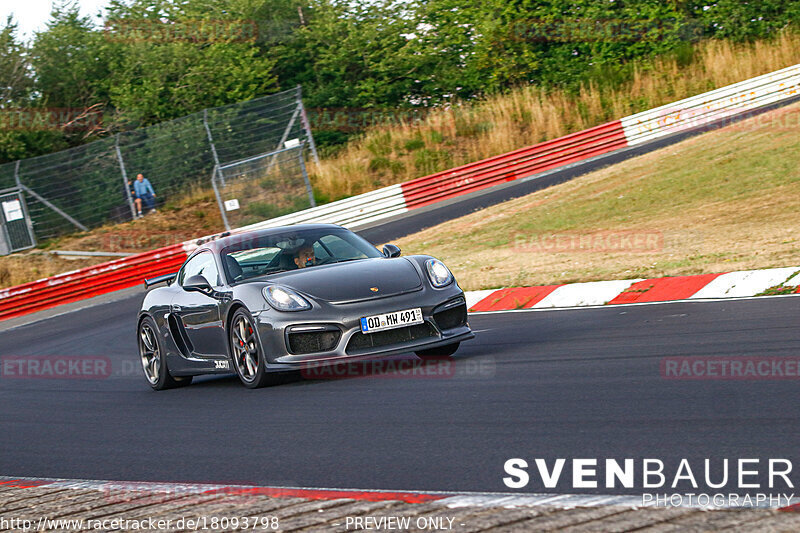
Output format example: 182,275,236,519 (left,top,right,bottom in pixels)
252,285,473,370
